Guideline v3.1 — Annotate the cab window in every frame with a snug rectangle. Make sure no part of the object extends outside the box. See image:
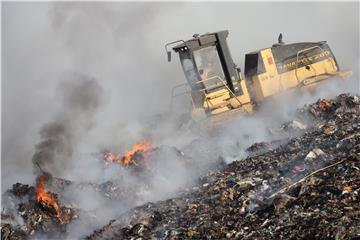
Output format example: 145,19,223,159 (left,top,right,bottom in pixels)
193,46,225,88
